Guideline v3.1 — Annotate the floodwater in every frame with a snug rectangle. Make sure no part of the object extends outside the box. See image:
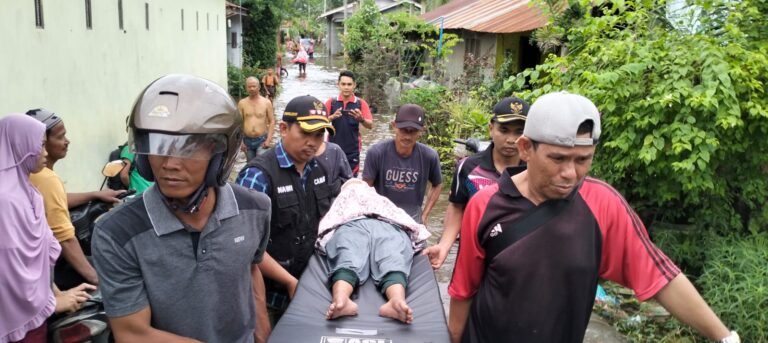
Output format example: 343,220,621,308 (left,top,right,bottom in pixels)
231,55,624,342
